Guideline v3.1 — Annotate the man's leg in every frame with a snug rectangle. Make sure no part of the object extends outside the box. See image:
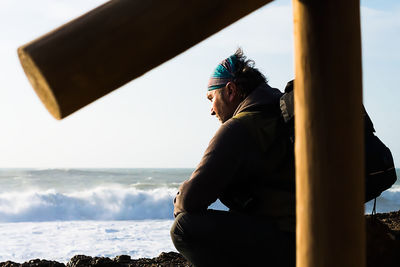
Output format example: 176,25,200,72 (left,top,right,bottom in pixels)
170,210,295,267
